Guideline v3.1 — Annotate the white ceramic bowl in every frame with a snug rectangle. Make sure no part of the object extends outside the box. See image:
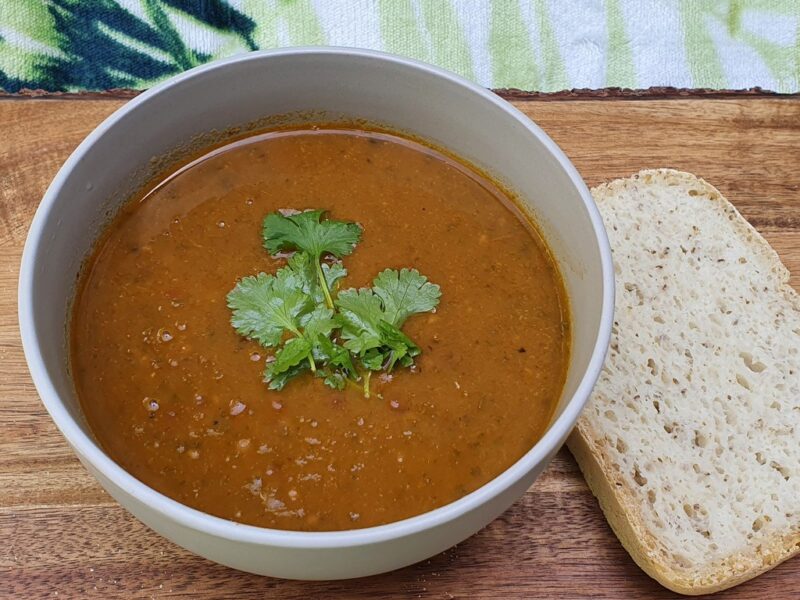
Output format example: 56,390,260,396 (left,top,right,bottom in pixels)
19,48,613,580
